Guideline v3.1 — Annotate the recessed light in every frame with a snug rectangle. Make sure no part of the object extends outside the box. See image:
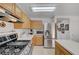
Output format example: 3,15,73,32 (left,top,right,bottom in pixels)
32,7,56,12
